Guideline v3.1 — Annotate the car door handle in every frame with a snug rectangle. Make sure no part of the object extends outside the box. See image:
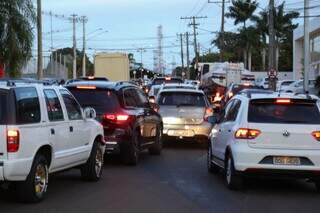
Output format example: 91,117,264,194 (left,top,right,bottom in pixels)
69,126,73,132
51,128,55,135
